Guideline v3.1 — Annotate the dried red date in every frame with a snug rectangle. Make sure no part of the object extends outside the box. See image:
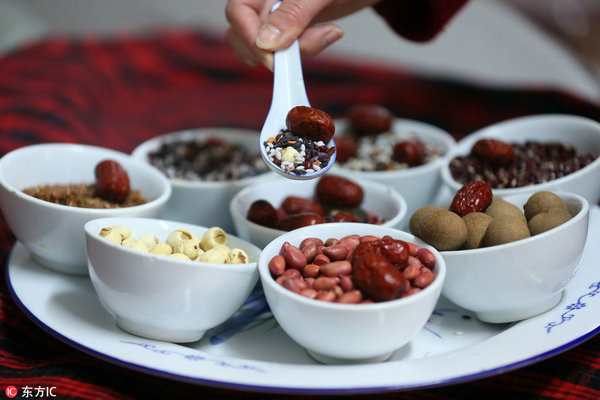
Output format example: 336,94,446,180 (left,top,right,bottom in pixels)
352,253,409,301
285,106,335,143
449,180,493,217
94,160,130,203
315,175,363,208
247,200,279,228
281,196,325,217
330,211,361,223
350,238,409,267
392,138,426,166
347,104,393,136
335,136,358,163
278,212,326,231
471,138,514,166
